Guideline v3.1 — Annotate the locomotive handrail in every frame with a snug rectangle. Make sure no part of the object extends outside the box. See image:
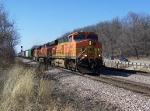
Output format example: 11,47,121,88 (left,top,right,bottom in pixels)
77,49,86,58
